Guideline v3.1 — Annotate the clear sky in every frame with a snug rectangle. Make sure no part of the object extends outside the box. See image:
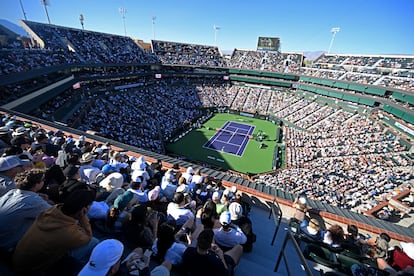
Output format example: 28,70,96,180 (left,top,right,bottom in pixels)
1,0,413,55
